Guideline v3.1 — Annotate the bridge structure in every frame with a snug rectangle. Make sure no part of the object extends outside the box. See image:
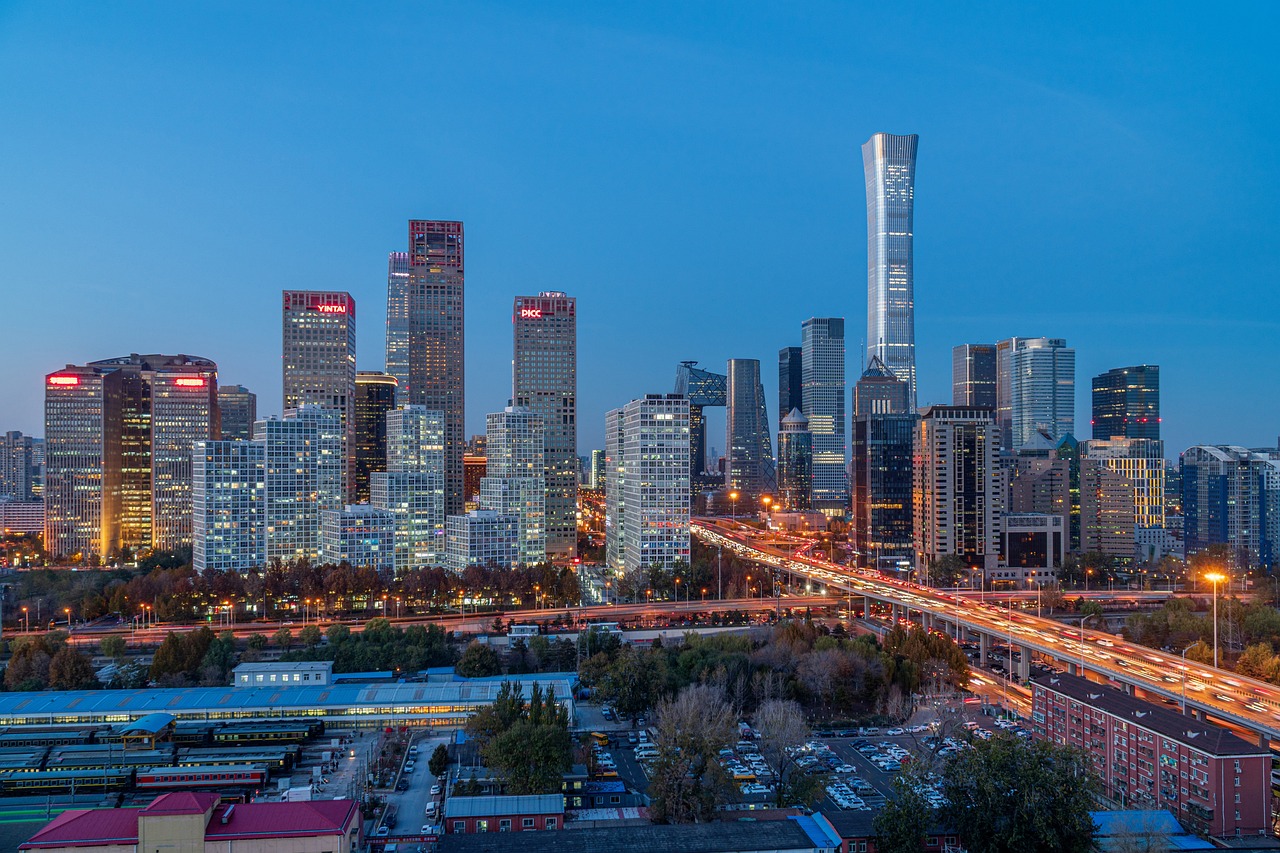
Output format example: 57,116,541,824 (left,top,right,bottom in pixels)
694,517,1280,746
